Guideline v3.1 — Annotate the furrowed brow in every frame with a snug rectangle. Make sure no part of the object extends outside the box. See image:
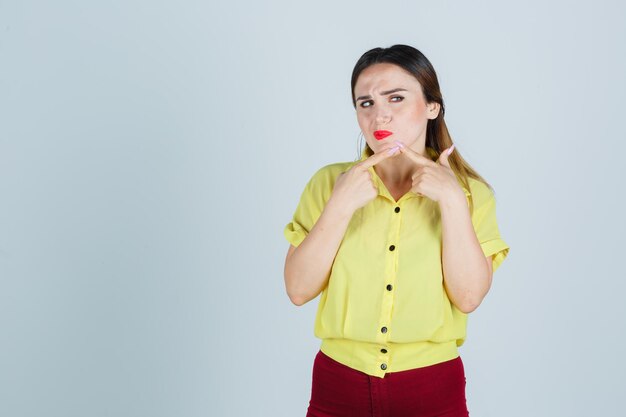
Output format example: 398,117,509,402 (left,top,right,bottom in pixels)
356,88,408,102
